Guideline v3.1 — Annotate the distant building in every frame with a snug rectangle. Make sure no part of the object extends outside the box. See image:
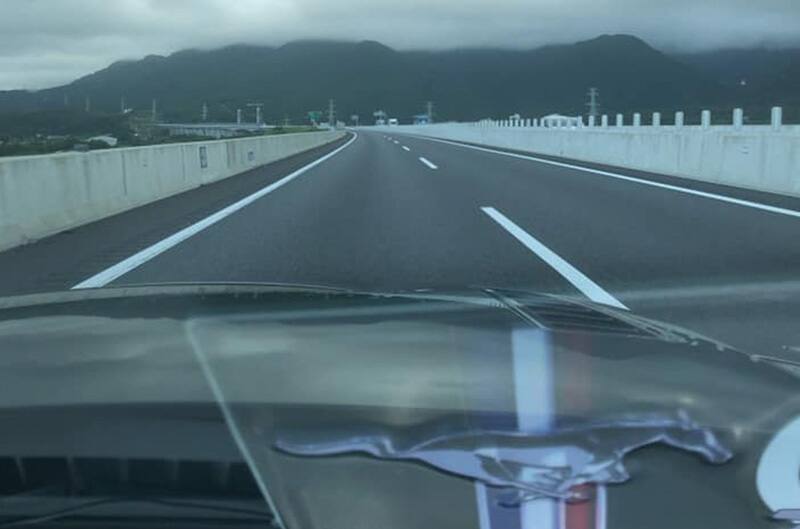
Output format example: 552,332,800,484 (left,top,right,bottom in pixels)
413,114,430,125
540,114,583,128
88,135,119,147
